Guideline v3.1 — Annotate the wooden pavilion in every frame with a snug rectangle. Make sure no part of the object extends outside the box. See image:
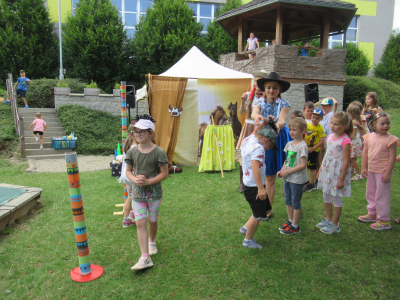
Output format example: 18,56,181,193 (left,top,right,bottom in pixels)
215,0,357,52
